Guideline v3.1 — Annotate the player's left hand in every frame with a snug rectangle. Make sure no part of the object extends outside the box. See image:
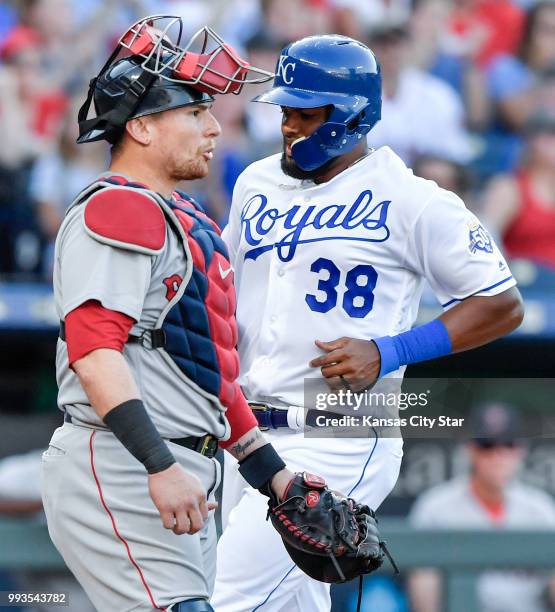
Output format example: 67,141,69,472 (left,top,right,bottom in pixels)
309,337,381,392
266,471,397,584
